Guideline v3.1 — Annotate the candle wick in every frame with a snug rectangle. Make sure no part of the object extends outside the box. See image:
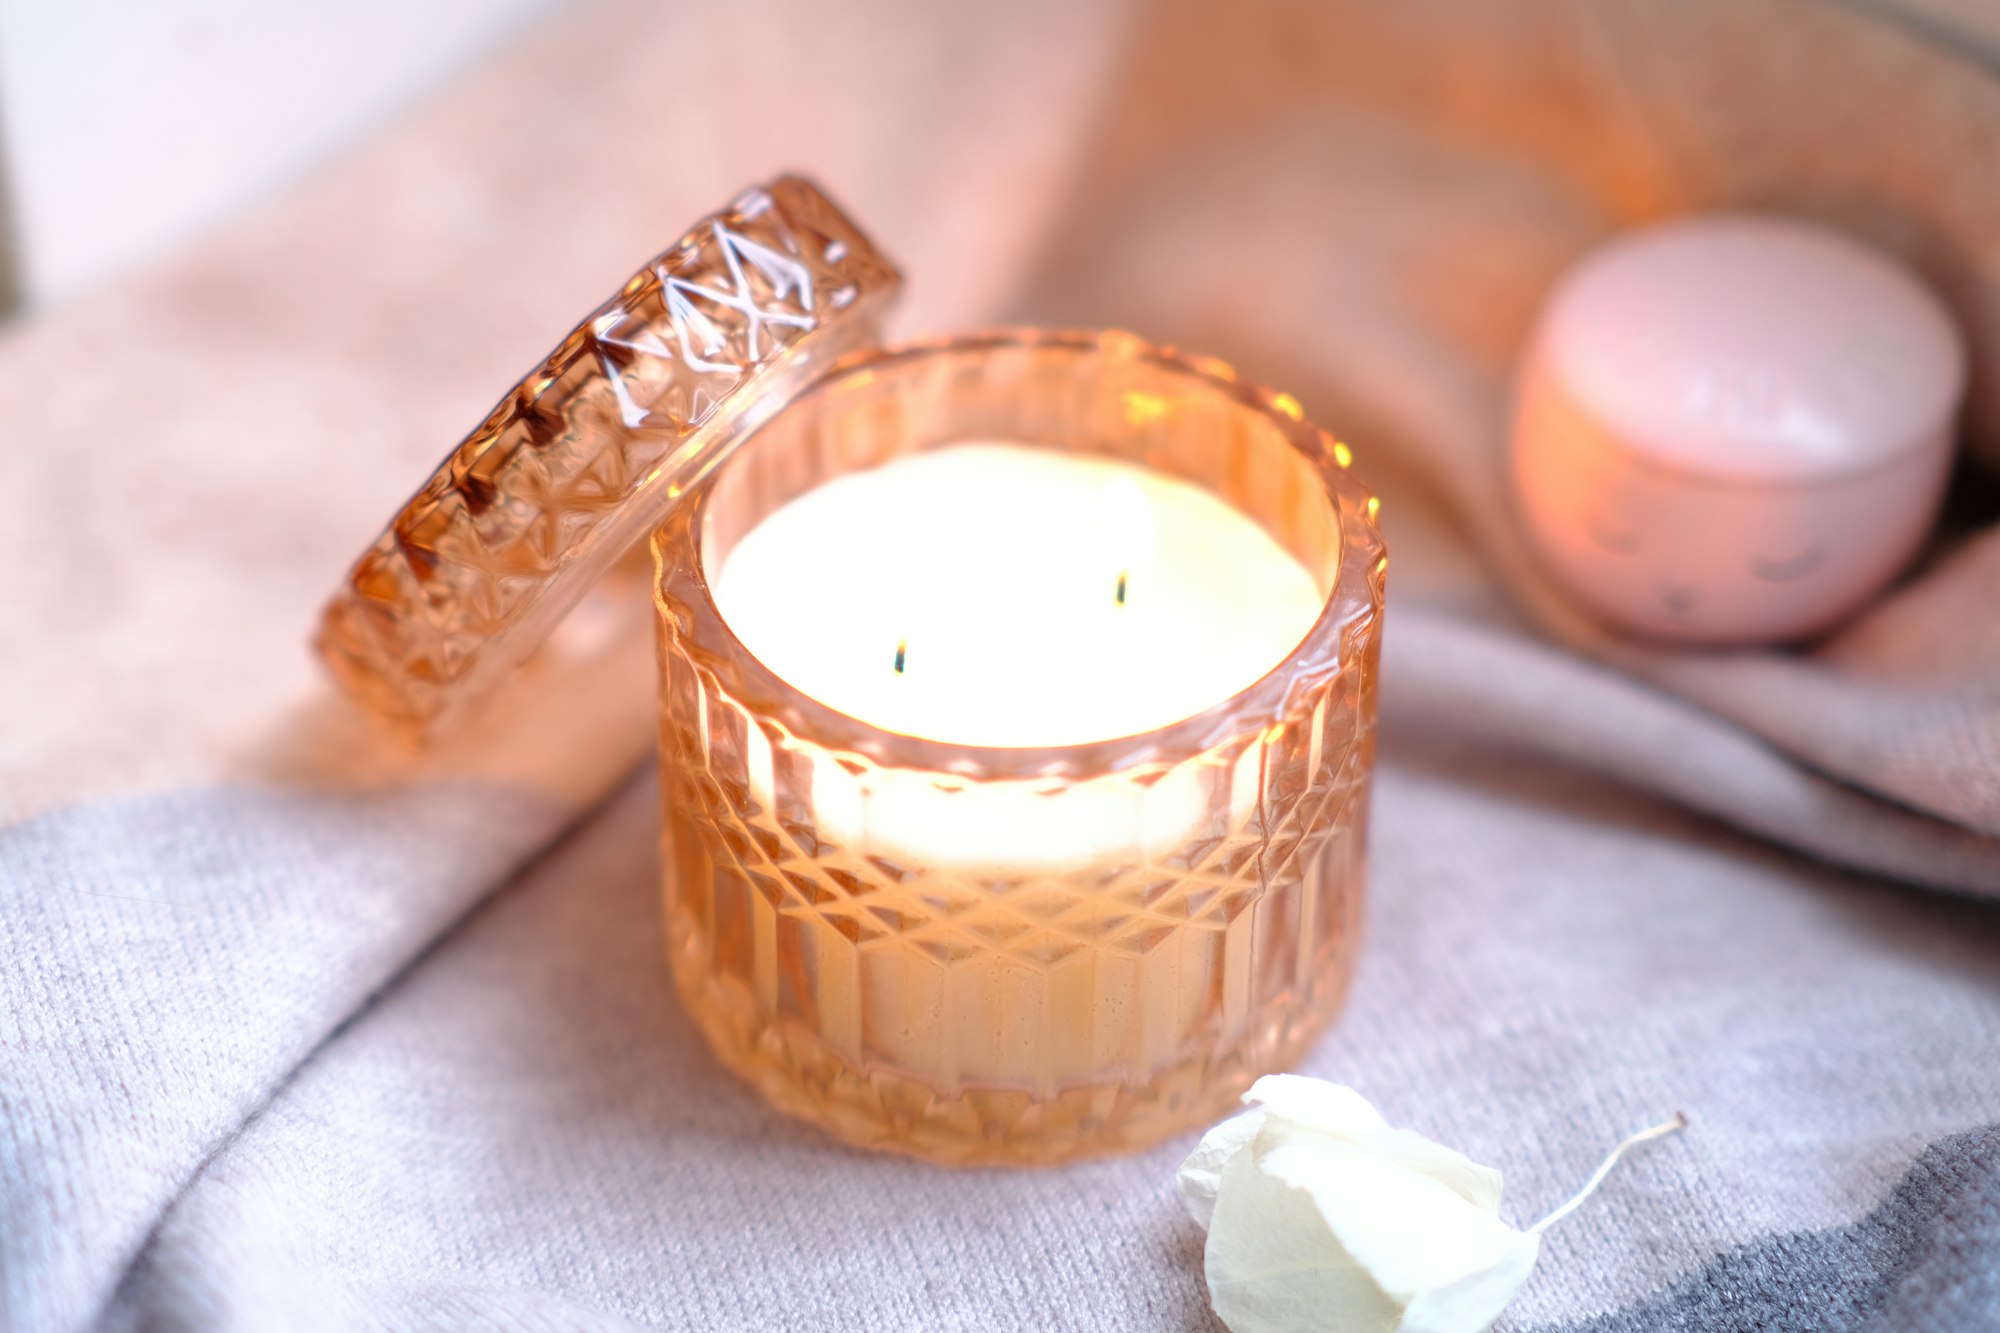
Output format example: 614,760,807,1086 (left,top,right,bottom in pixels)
1115,571,1129,607
894,639,908,675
